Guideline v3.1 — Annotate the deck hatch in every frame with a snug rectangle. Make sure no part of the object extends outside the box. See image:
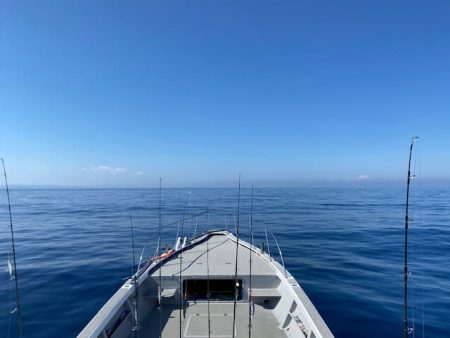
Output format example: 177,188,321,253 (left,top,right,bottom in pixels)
183,279,242,301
